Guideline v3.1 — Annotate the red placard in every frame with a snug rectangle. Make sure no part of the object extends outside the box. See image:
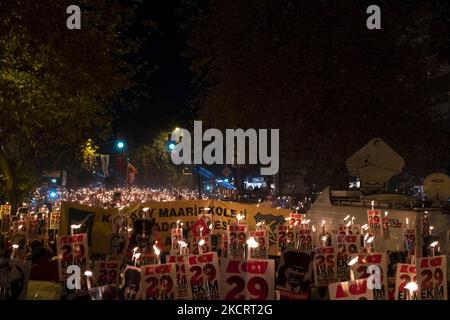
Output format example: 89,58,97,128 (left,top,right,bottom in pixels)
403,229,416,255
221,233,228,258
140,263,178,300
417,256,448,300
0,204,11,218
220,259,274,300
171,228,184,251
367,210,382,236
387,251,407,300
186,252,220,300
167,254,192,300
190,235,212,255
50,212,60,230
349,253,388,300
329,278,374,300
289,213,303,227
334,234,360,281
297,229,313,252
338,225,346,236
57,233,89,286
94,260,120,286
394,263,417,300
339,224,361,236
277,225,287,254
249,230,269,259
314,246,336,287
227,224,248,259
